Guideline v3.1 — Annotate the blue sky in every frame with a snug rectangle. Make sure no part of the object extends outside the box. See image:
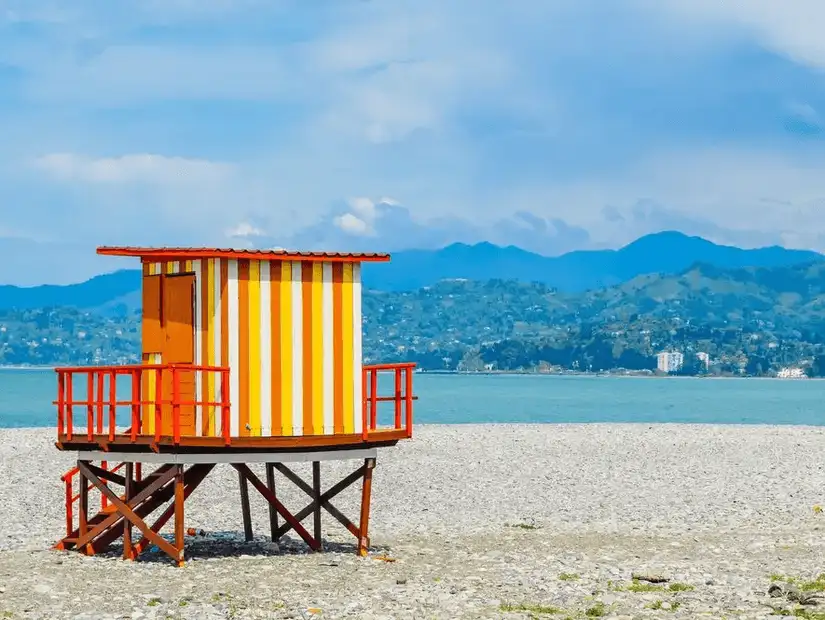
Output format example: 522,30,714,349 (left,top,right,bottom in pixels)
2,1,825,284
